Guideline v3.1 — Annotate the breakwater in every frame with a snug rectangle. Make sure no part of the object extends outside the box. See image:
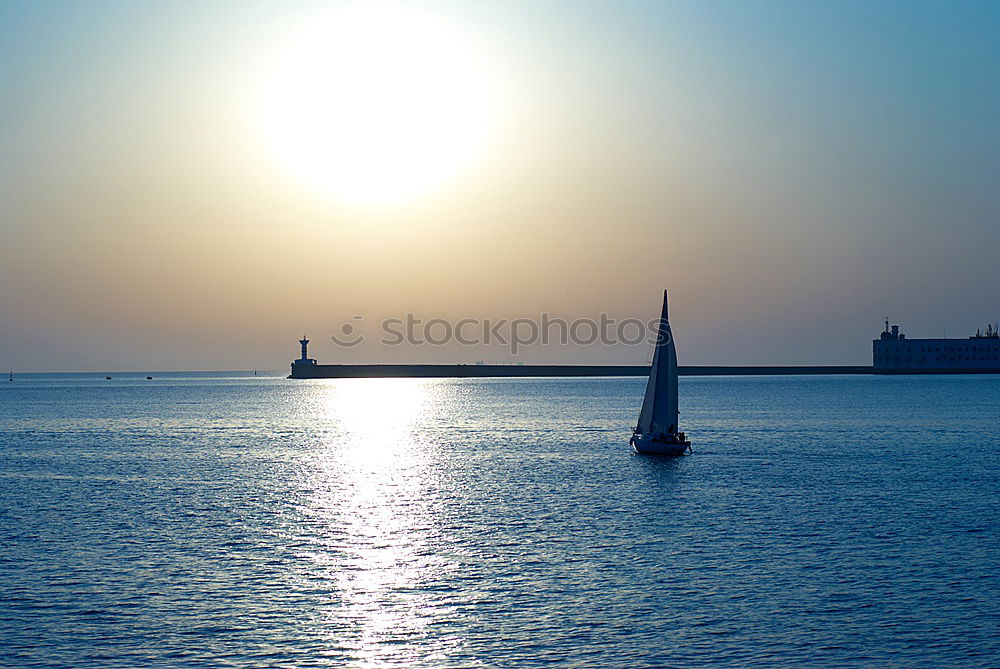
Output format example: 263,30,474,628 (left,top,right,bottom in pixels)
289,364,875,379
